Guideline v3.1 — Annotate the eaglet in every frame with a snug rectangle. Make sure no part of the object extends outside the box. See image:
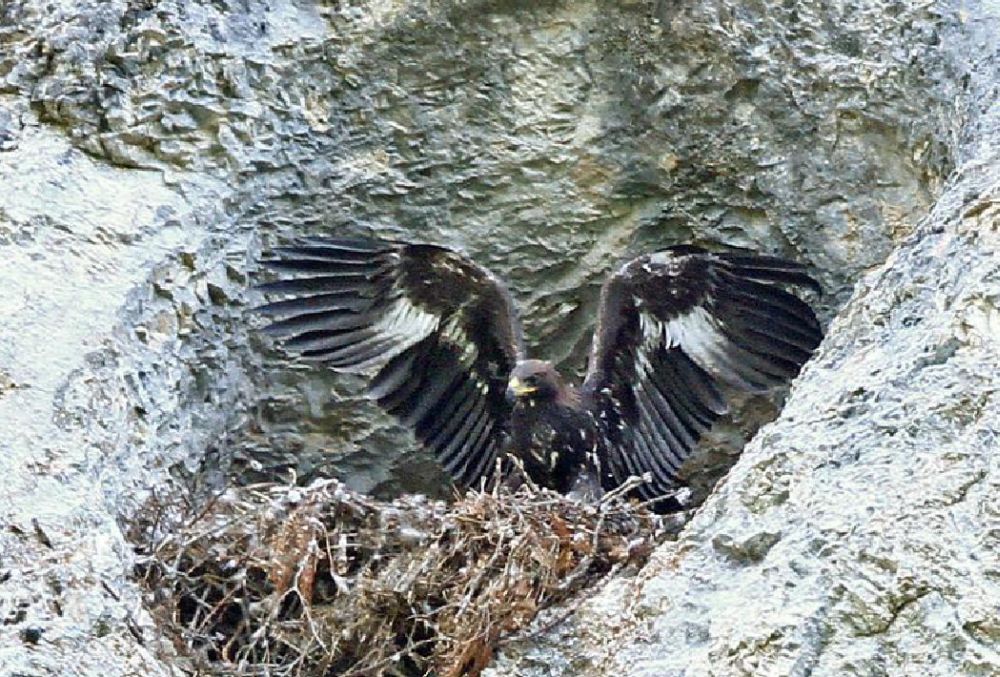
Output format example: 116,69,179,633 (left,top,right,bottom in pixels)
256,238,822,508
